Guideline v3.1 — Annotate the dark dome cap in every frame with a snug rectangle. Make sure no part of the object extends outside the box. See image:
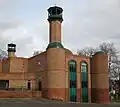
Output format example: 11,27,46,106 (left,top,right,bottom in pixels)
8,43,16,47
47,6,63,13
